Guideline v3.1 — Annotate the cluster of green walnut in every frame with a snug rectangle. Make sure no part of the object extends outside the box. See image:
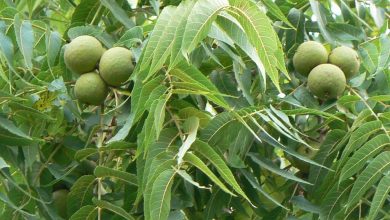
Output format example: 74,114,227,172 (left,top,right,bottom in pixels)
64,35,134,105
293,41,360,99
